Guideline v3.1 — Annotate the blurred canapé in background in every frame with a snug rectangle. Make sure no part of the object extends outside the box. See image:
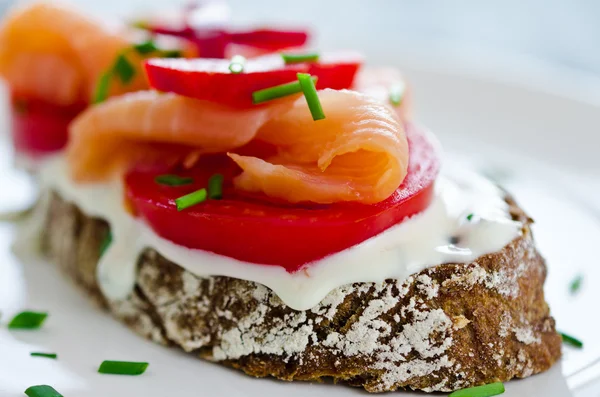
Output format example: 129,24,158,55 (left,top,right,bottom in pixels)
0,0,598,172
